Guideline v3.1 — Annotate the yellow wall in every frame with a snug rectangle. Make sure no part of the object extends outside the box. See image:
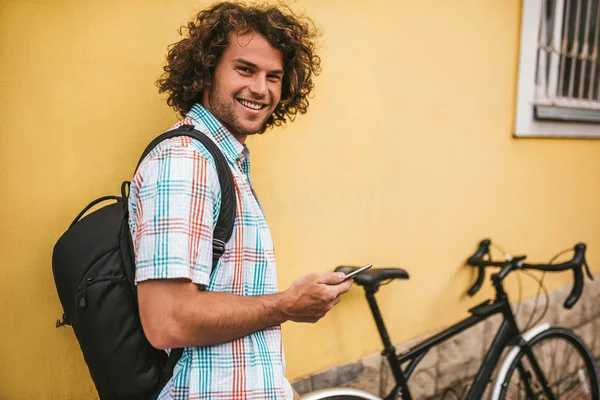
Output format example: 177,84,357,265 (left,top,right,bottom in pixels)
1,0,599,398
